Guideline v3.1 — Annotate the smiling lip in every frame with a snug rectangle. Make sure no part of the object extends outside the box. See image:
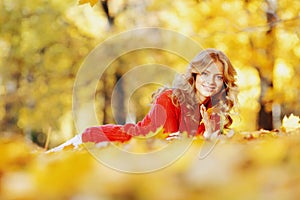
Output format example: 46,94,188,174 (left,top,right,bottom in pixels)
202,85,215,92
